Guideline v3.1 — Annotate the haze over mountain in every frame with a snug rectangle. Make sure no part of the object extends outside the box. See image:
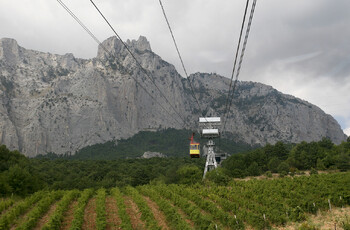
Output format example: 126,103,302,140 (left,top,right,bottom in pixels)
0,36,346,156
